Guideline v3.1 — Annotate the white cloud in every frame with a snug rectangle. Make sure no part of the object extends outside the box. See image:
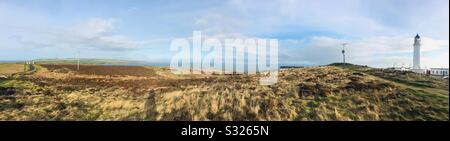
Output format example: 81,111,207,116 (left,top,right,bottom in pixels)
77,18,115,38
7,18,152,51
422,51,449,68
126,7,139,13
279,35,449,68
